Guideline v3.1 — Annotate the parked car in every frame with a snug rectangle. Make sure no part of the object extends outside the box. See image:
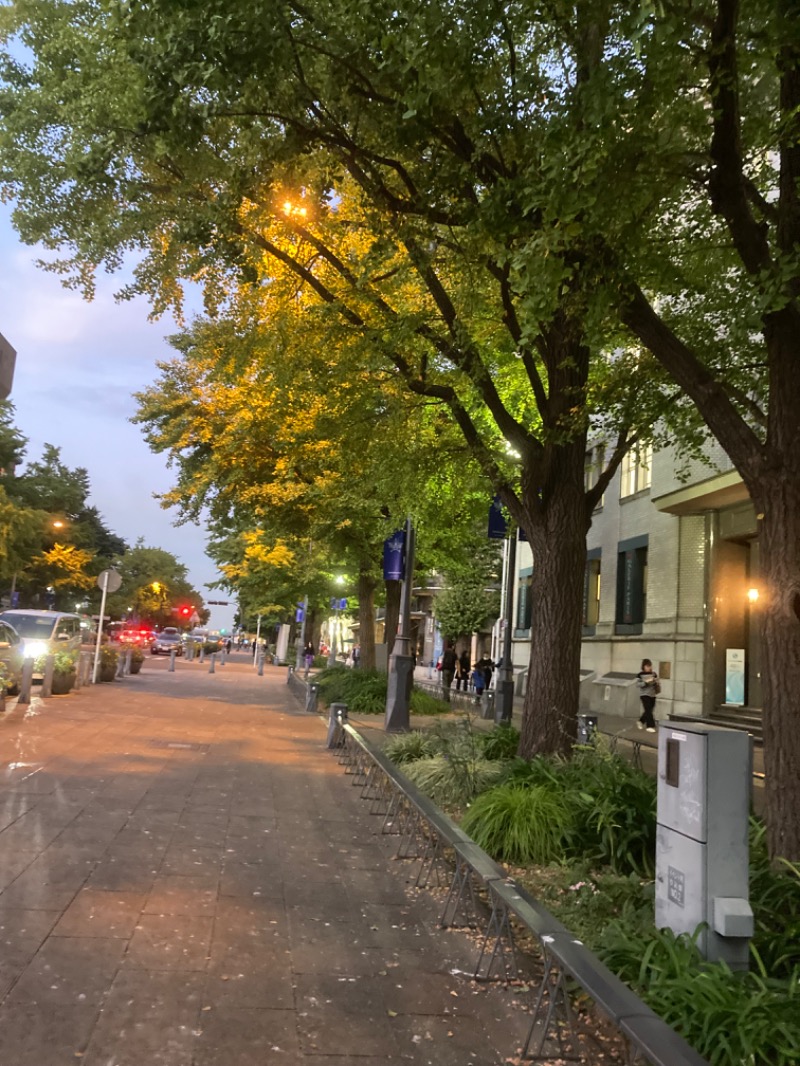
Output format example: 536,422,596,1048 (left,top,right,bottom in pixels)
151,628,184,656
0,618,24,695
0,610,83,662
